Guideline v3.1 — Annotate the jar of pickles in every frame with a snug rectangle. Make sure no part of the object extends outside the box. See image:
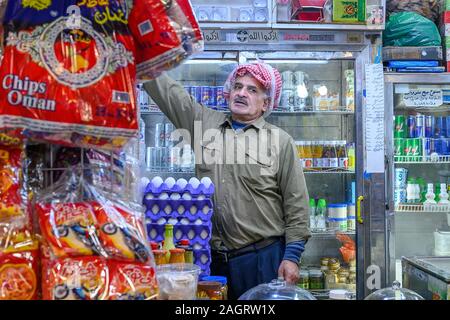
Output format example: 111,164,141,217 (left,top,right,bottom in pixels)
308,269,324,290
197,281,223,300
320,258,329,273
298,270,309,289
